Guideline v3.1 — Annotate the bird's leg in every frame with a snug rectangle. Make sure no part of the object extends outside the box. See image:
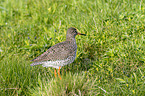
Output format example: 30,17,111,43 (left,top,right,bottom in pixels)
58,66,61,79
54,68,57,78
